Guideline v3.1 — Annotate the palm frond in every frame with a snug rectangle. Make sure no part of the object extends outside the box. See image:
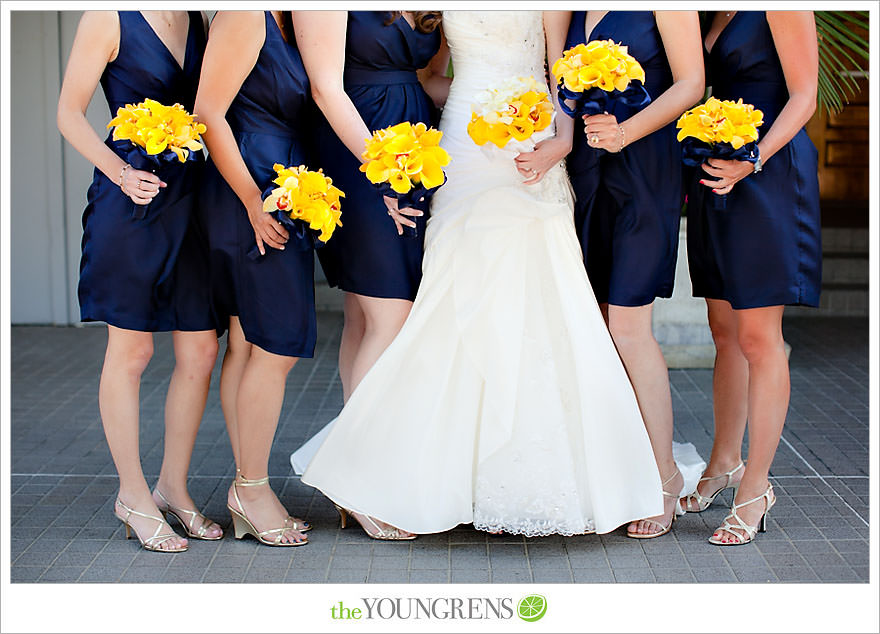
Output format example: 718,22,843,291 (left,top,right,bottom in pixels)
815,10,869,116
